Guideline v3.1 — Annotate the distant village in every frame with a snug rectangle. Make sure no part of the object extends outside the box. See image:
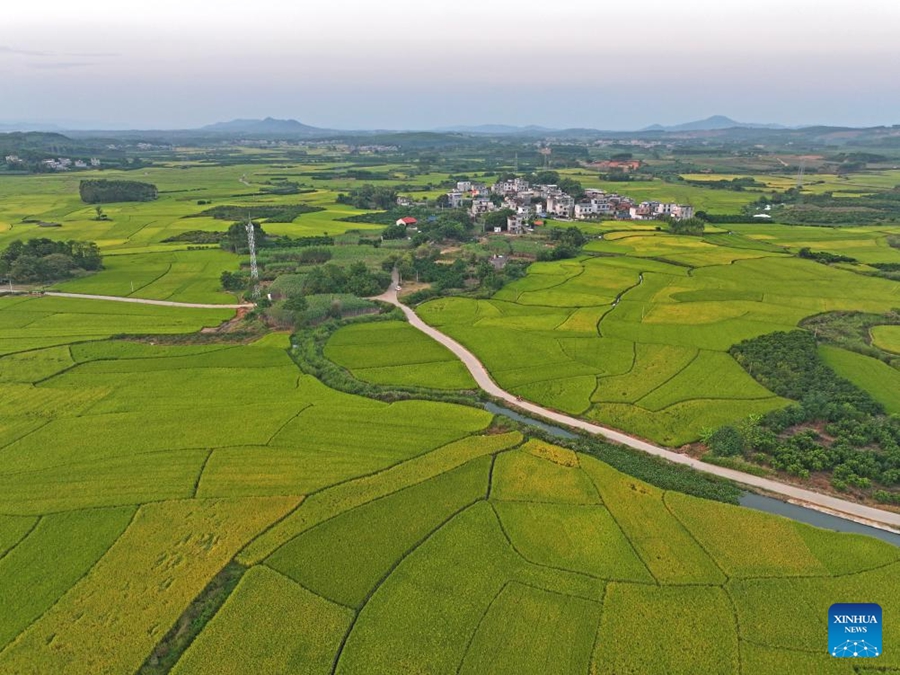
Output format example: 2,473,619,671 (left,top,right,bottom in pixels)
399,177,693,235
4,155,101,171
